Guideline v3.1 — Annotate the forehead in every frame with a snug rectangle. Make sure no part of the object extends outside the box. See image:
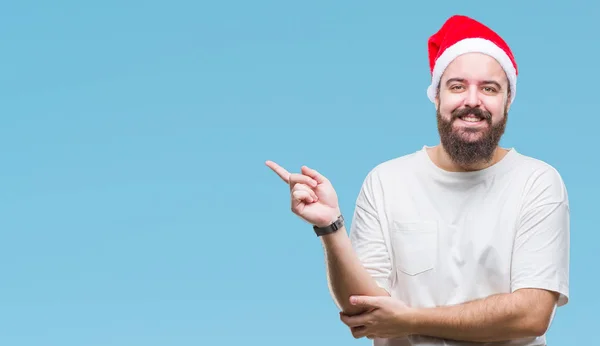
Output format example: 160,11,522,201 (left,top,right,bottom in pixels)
441,52,507,85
